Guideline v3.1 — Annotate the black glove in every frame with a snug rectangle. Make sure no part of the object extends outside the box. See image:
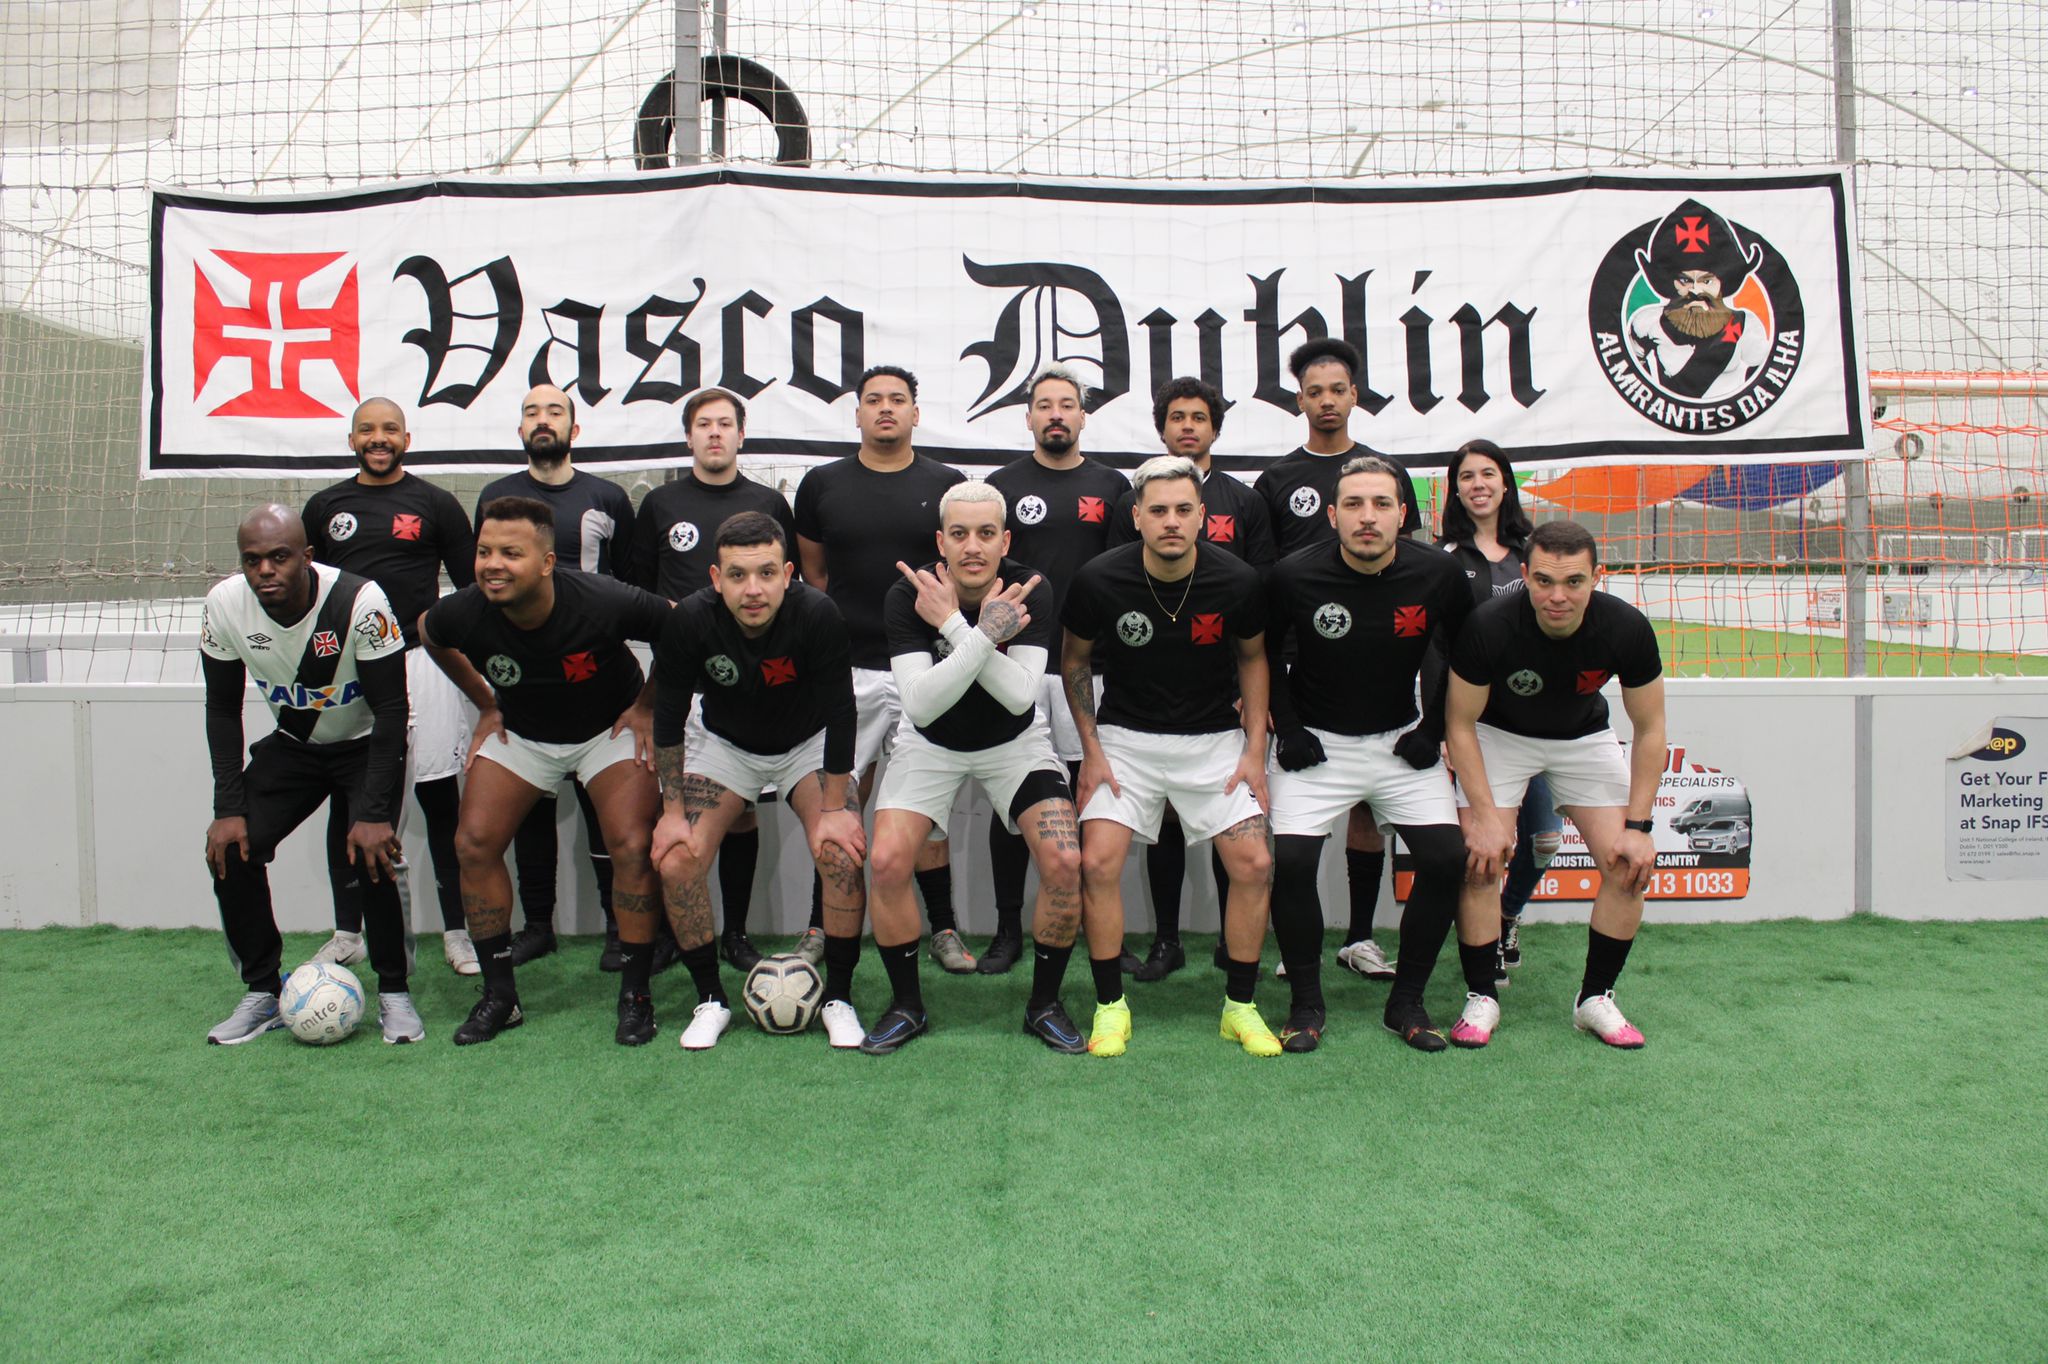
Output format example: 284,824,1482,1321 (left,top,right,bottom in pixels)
1275,726,1327,772
1393,727,1442,771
